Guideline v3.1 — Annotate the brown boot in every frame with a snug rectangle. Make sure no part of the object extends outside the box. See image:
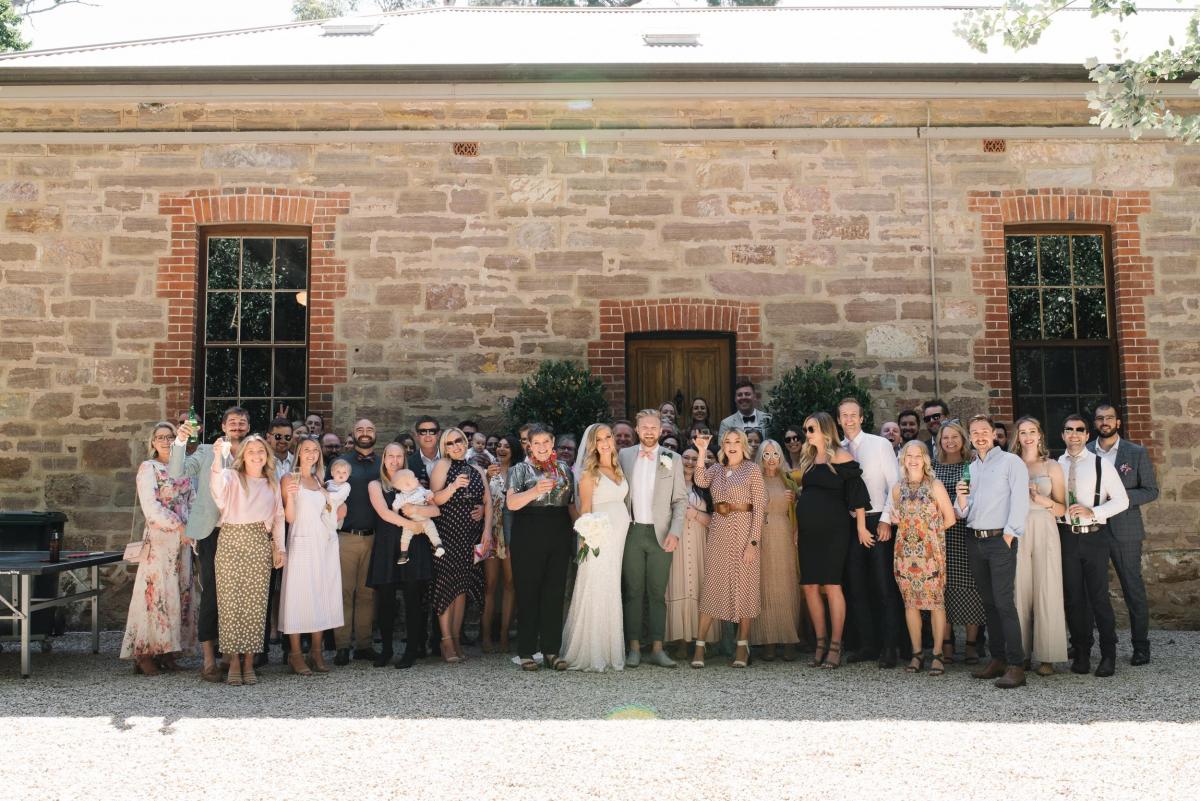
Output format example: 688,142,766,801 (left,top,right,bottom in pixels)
994,666,1027,689
972,659,1006,680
